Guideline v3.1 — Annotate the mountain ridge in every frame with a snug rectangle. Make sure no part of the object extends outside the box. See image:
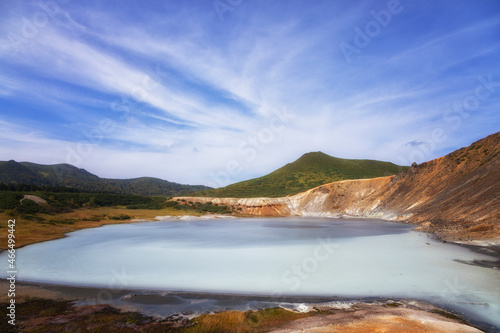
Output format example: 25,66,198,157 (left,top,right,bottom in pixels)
0,160,211,197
